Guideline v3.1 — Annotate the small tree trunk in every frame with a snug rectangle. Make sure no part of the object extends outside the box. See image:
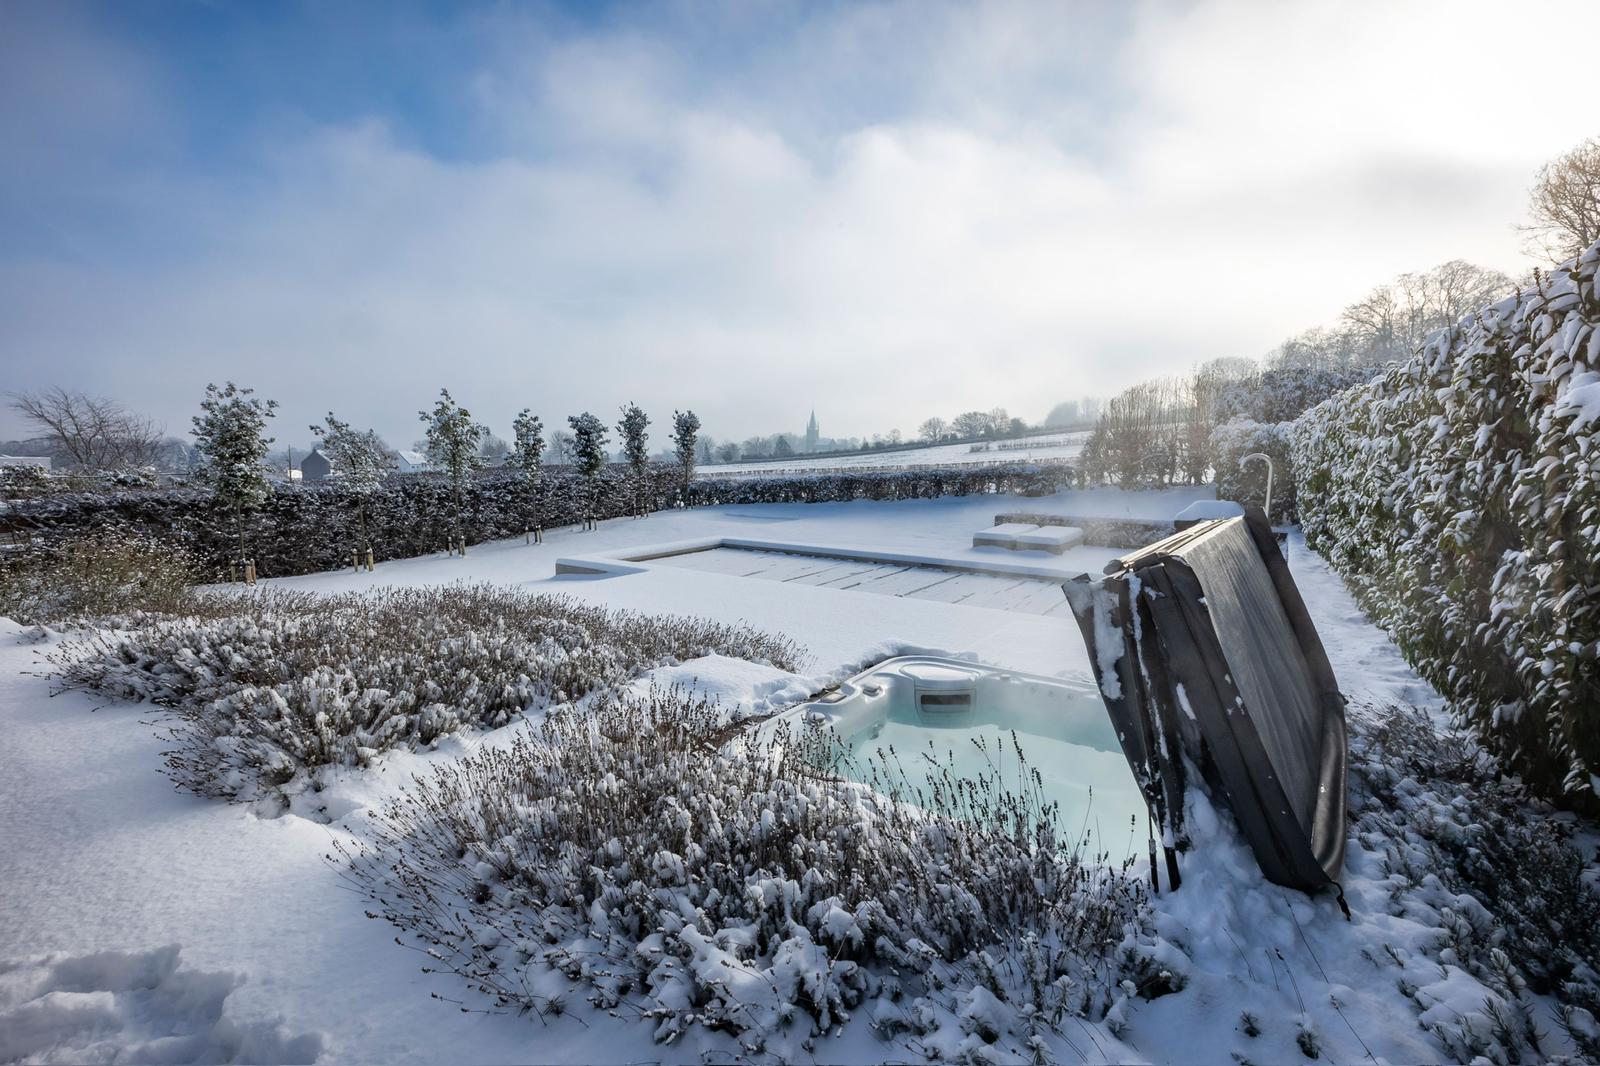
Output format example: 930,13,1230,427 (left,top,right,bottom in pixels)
452,471,465,556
